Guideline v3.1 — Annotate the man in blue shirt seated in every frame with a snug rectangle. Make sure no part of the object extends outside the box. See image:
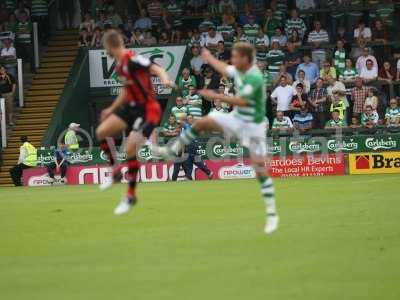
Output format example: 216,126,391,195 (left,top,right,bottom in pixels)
47,143,69,184
293,104,314,134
